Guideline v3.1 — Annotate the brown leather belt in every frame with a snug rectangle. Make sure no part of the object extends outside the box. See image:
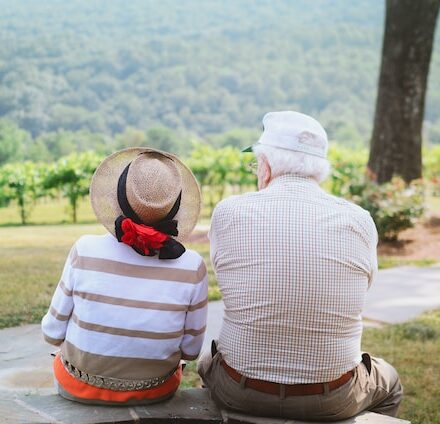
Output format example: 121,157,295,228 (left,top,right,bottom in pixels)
221,360,354,396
